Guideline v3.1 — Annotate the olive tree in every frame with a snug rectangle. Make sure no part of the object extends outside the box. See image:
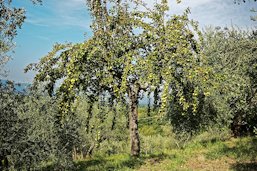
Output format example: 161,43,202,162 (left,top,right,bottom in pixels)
203,27,257,136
